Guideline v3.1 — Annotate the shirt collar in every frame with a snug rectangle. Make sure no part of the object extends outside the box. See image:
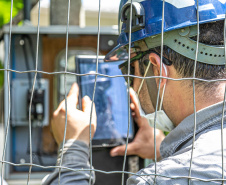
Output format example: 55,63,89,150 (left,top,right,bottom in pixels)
160,101,225,158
